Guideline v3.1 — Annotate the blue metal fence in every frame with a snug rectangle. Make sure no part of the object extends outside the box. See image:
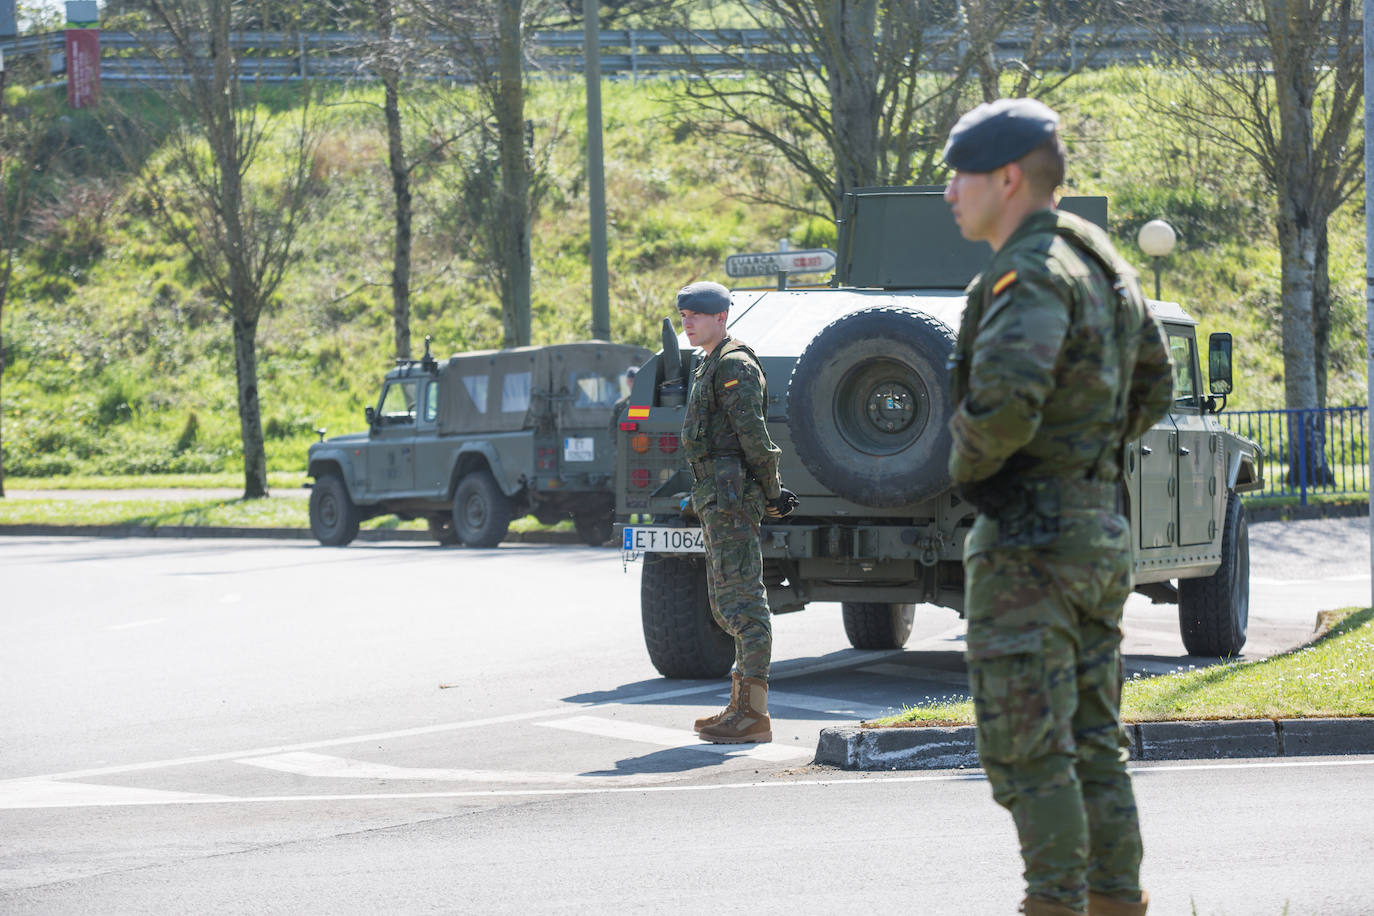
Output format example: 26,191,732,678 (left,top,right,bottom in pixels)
1218,406,1369,505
